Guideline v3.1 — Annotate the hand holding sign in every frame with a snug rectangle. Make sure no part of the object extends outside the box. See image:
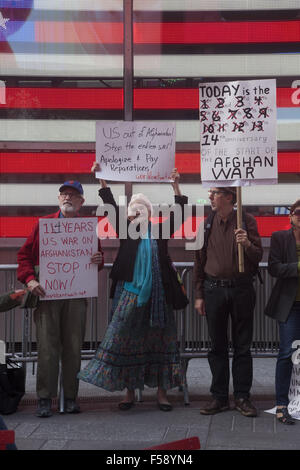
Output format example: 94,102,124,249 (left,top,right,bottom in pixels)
235,228,251,248
92,161,107,189
27,279,46,298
